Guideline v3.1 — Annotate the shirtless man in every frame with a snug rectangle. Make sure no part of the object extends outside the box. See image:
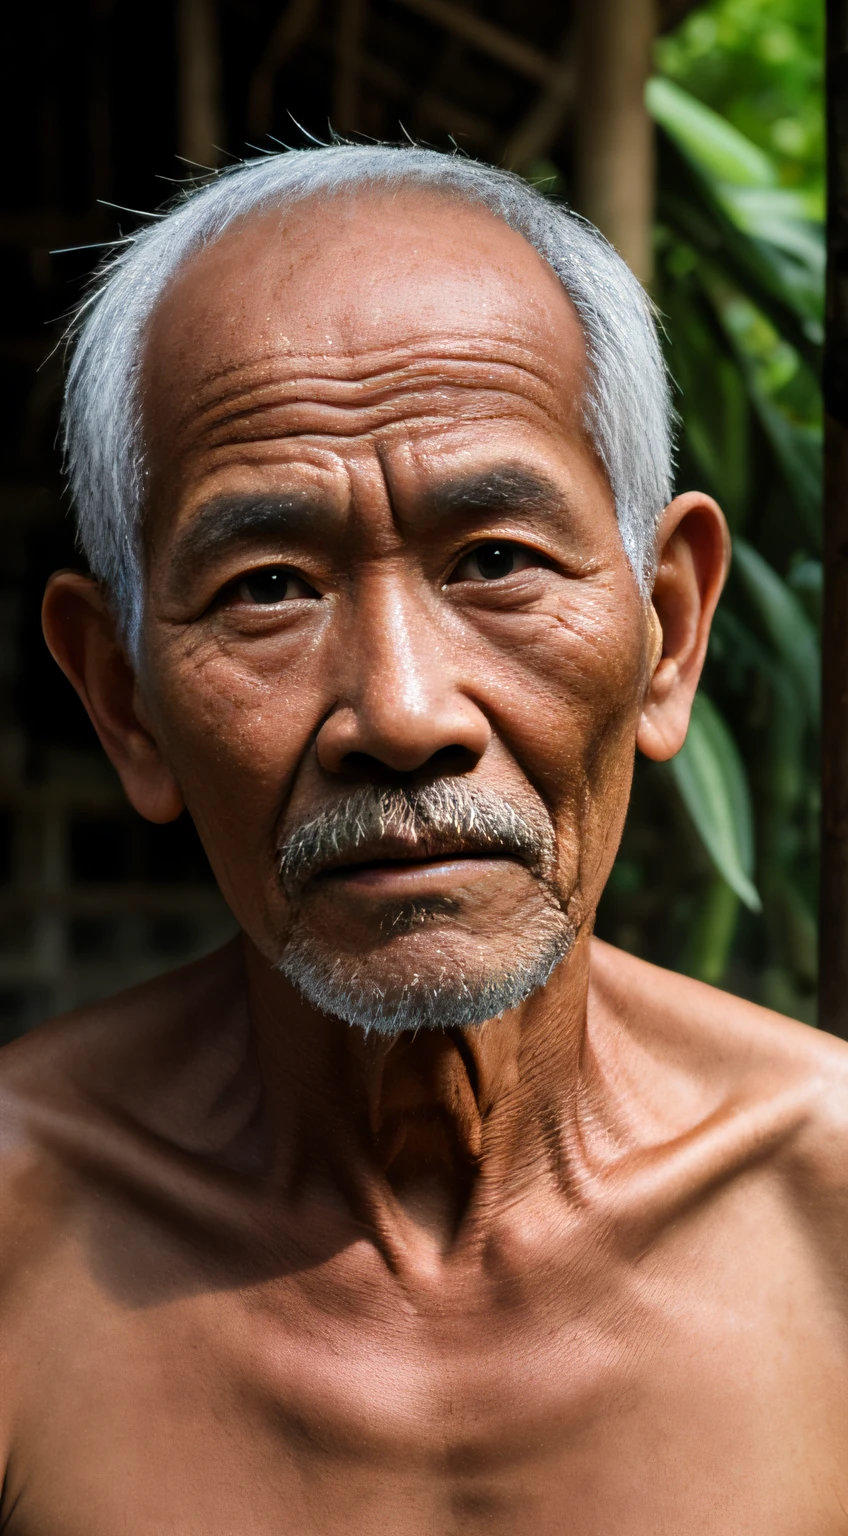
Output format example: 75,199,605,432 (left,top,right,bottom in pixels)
1,145,846,1534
